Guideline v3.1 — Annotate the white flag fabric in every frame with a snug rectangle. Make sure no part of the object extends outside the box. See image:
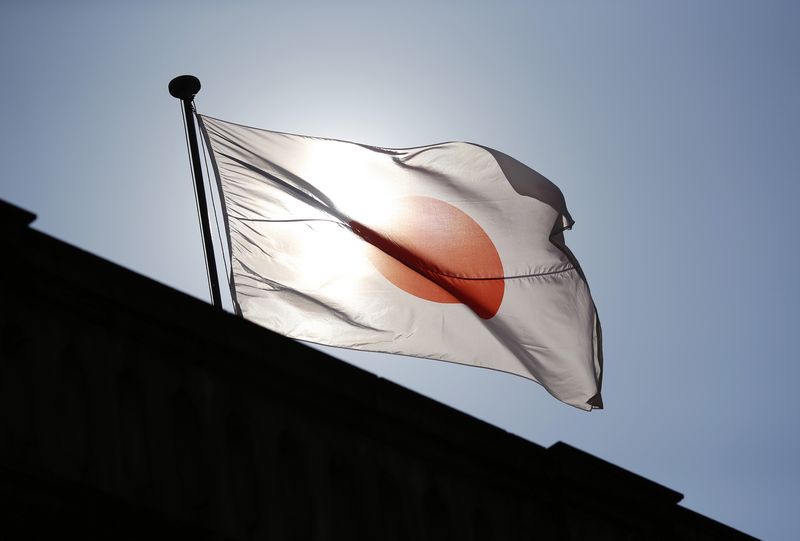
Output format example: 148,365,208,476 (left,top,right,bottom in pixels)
199,115,603,410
